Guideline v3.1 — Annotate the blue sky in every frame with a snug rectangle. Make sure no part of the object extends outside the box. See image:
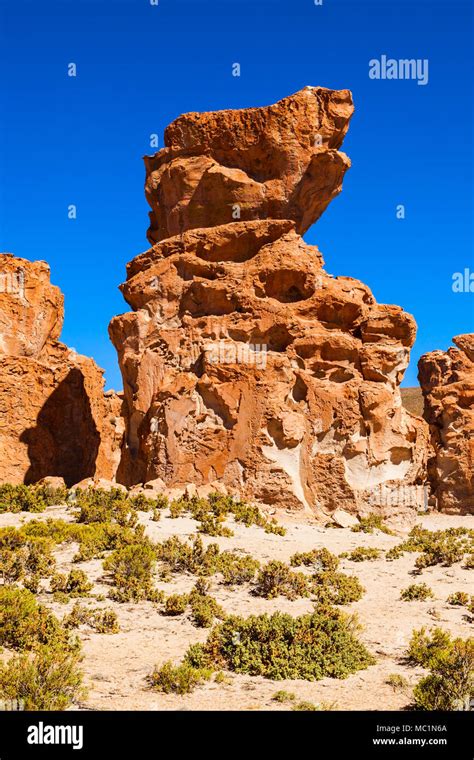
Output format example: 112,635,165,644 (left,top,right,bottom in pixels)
0,0,472,389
